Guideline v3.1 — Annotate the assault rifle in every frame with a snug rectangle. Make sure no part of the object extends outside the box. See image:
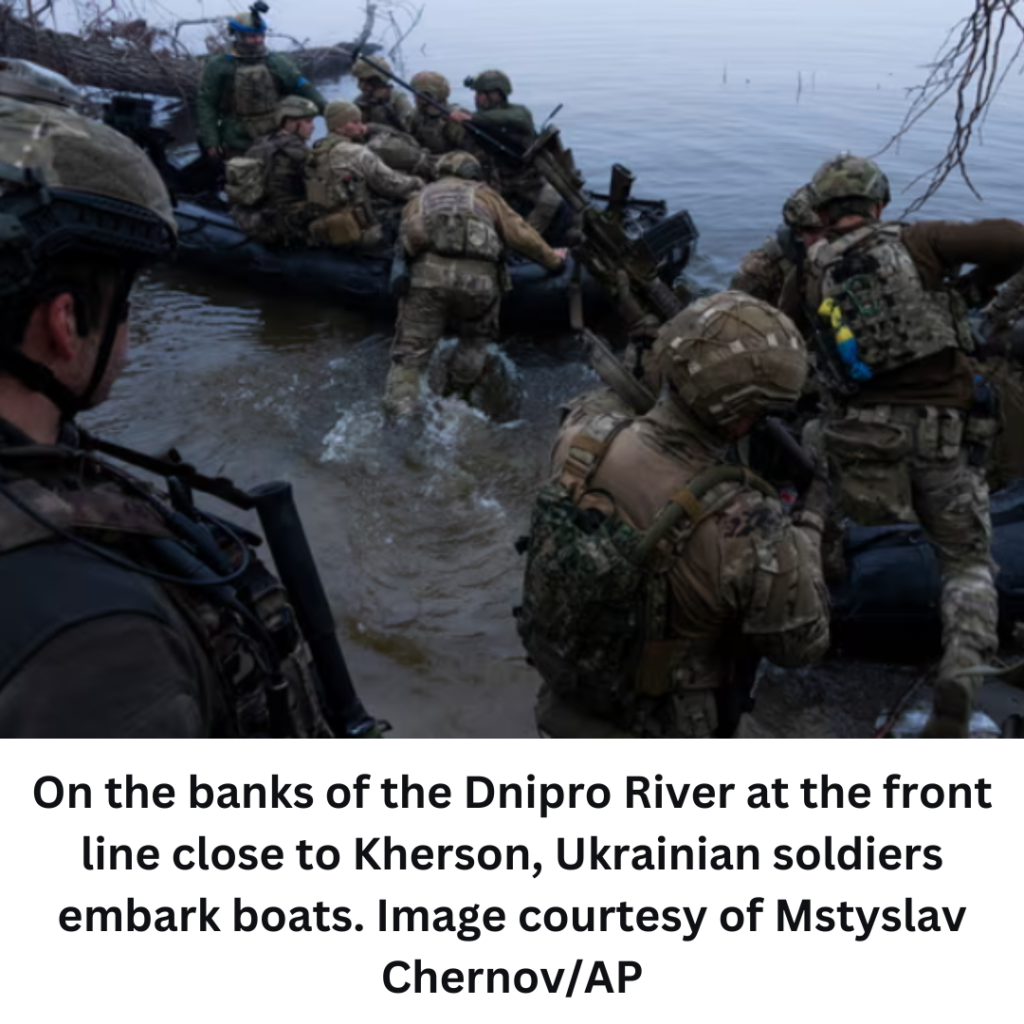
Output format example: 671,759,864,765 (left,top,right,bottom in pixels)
80,434,385,738
524,127,684,331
